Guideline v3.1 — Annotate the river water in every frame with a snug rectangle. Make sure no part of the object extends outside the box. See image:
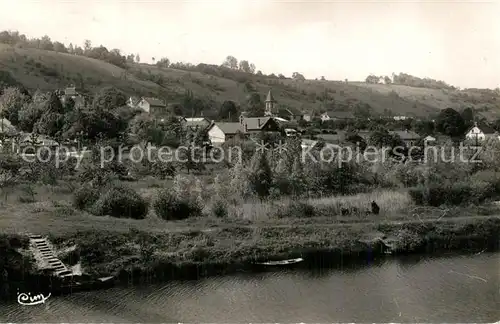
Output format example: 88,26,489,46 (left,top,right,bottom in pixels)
1,252,498,323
